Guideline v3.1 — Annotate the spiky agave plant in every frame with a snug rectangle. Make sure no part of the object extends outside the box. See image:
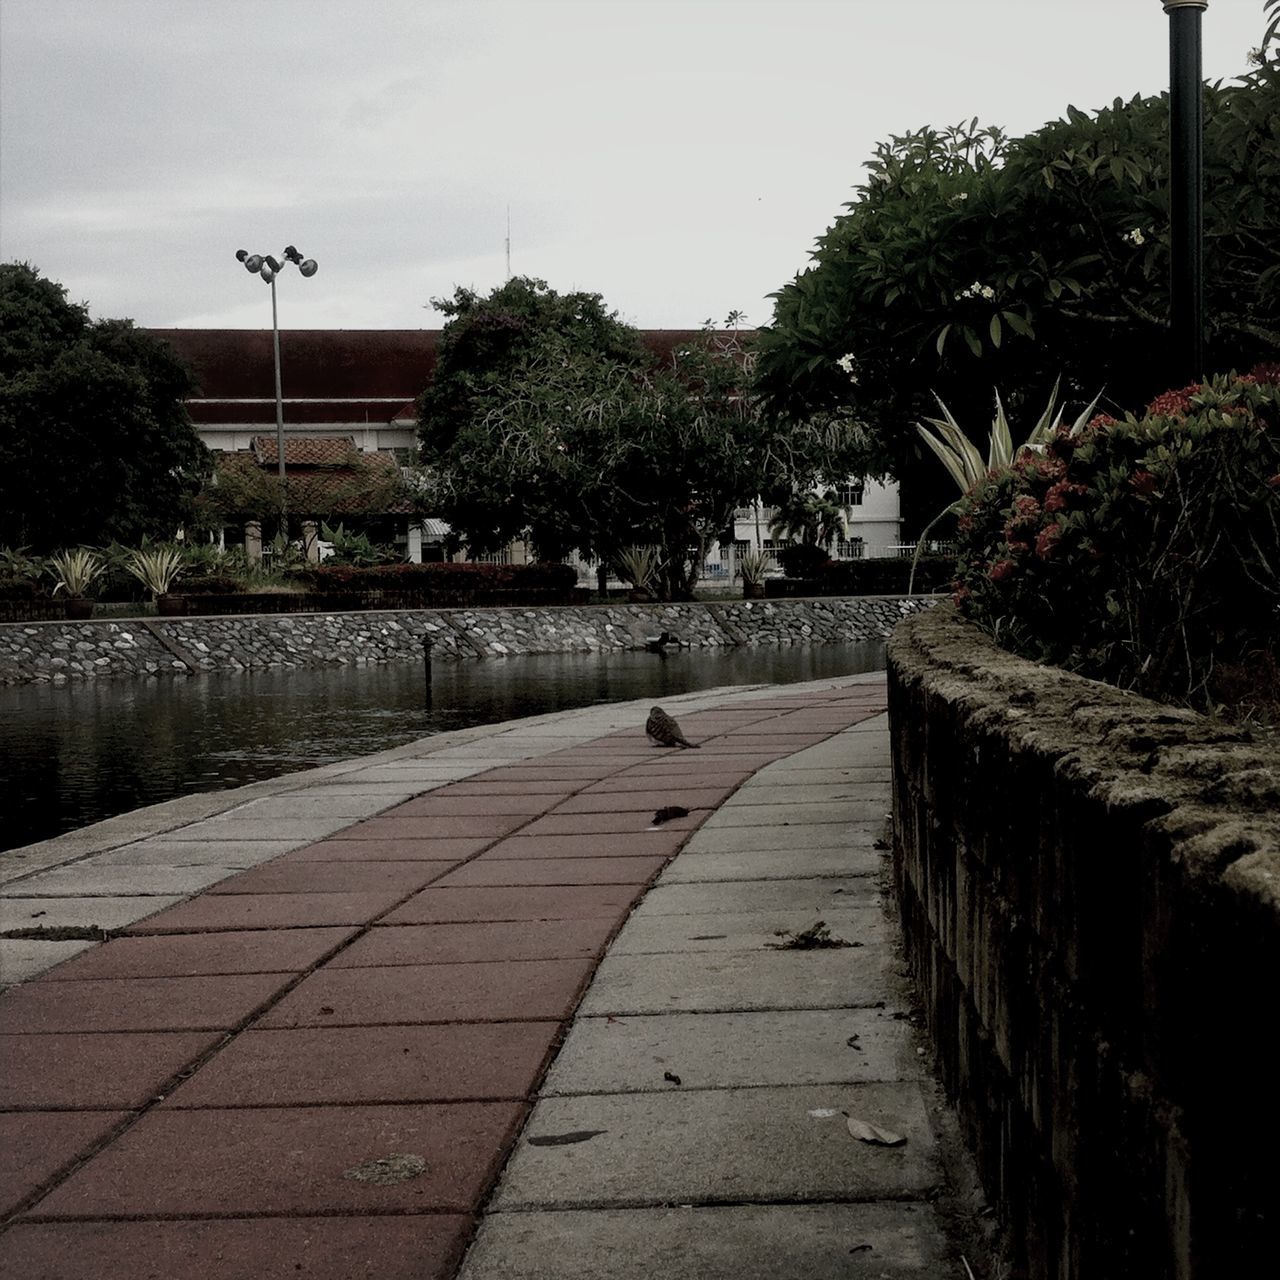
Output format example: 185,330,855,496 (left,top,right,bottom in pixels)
47,548,105,598
615,545,663,593
124,546,185,598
